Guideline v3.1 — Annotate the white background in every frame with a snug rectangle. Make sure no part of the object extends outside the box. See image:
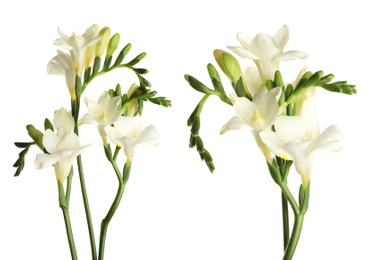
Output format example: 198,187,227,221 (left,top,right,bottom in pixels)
0,0,374,259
